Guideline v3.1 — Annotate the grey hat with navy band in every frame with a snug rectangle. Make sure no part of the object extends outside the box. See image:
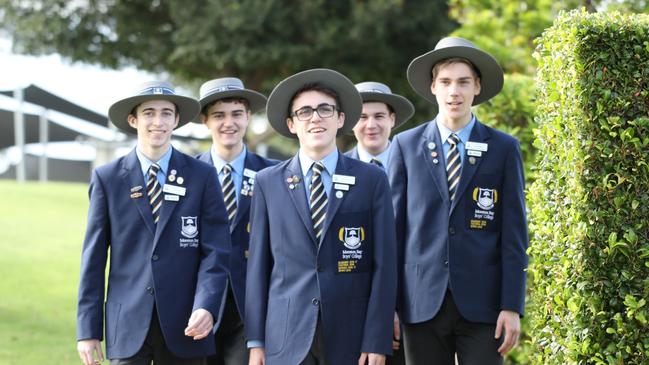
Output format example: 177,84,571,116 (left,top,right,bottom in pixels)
195,77,267,121
355,81,415,129
108,81,200,134
407,37,504,106
266,68,362,139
